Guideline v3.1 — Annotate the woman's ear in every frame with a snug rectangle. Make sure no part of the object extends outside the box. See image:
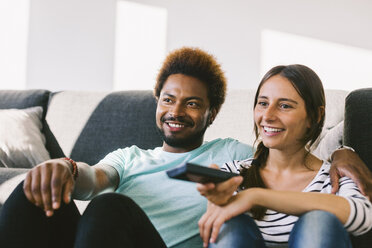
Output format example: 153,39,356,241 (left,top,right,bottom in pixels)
318,106,325,124
306,106,324,129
